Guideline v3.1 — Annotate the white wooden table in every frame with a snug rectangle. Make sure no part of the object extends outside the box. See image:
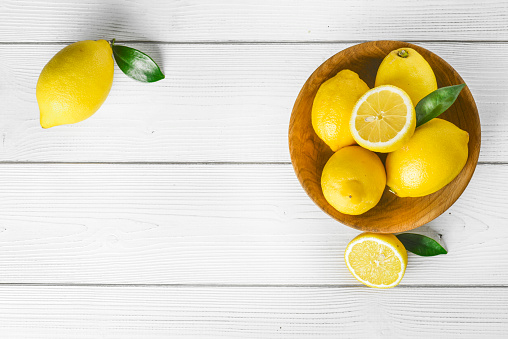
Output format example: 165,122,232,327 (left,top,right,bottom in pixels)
1,1,508,337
